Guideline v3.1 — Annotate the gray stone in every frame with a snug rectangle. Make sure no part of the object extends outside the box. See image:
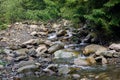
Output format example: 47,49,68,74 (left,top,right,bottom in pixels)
83,44,107,55
48,43,64,53
0,65,4,69
4,49,14,57
44,40,53,46
58,65,70,74
74,58,90,66
54,49,79,59
27,48,37,57
29,25,38,30
72,74,80,79
113,52,120,57
14,60,40,69
101,50,115,57
30,31,38,36
21,39,44,46
17,64,39,73
109,43,120,52
14,49,28,56
36,44,47,56
14,55,28,62
101,56,107,65
43,64,58,74
56,30,67,37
